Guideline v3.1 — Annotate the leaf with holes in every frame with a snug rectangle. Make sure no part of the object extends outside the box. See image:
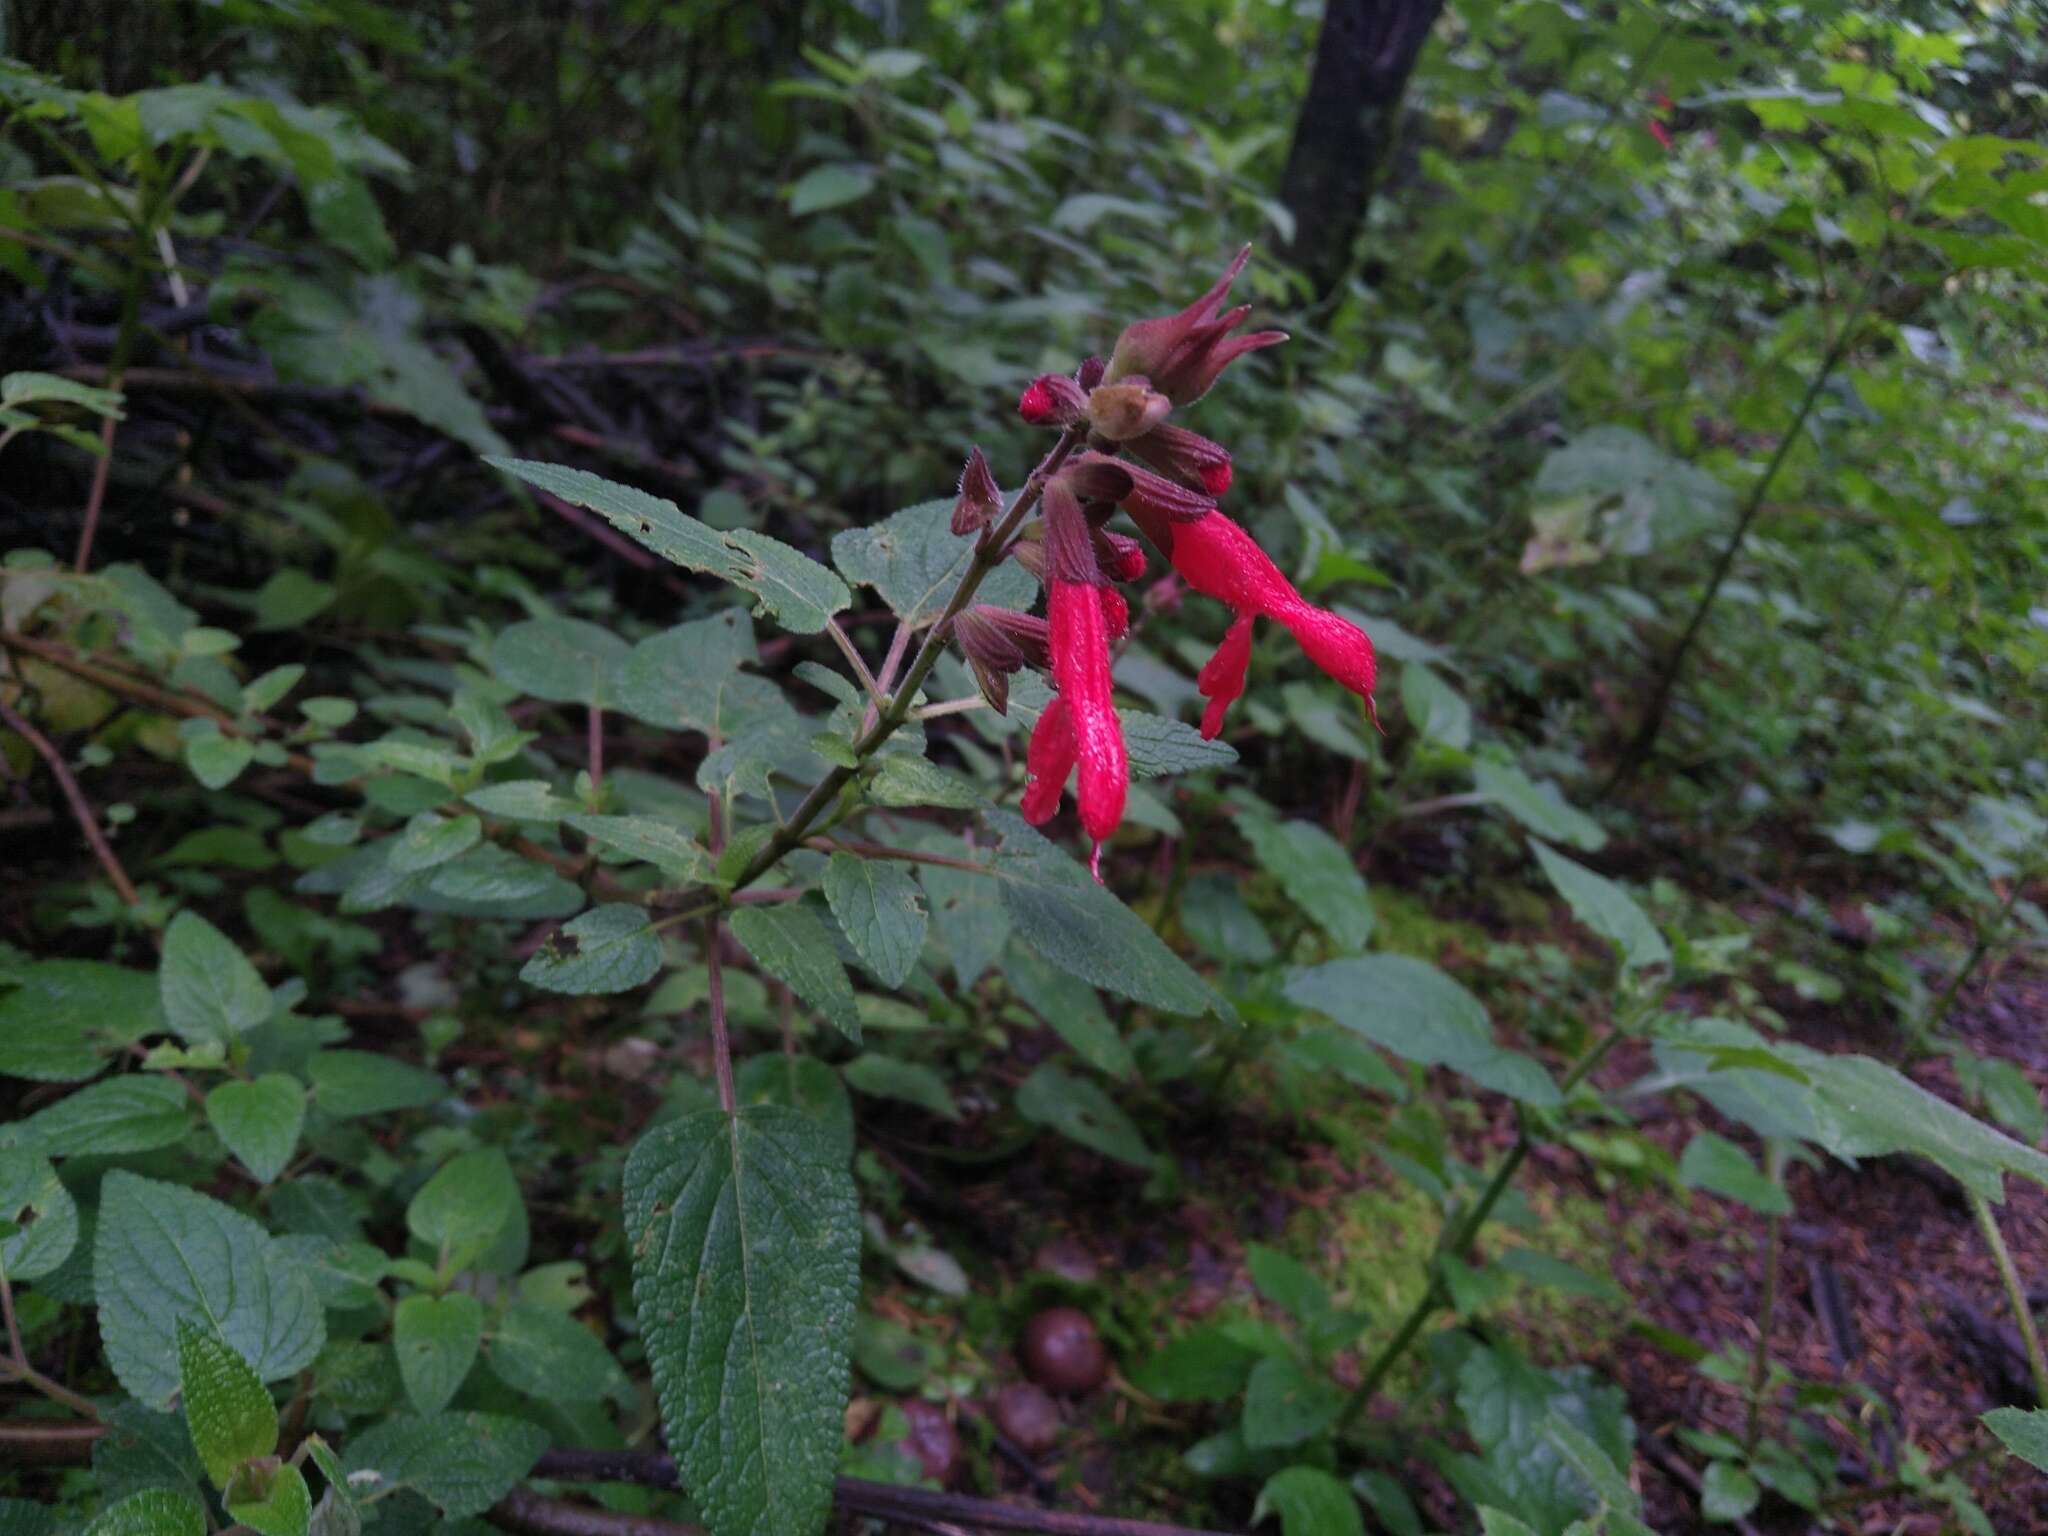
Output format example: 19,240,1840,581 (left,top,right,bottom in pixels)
0,1151,77,1281
520,905,663,995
